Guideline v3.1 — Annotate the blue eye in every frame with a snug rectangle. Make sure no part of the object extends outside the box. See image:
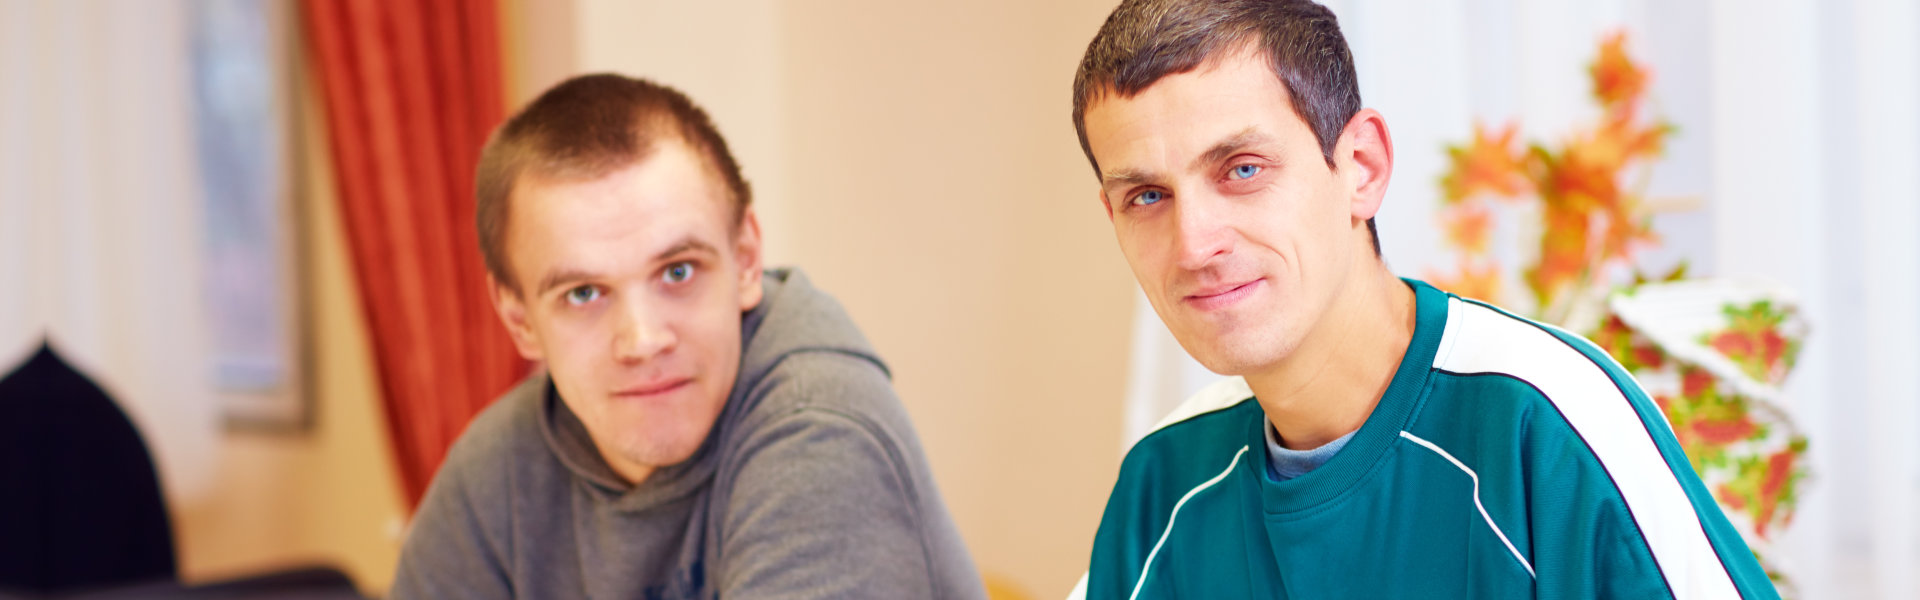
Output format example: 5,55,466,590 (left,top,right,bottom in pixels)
564,285,602,306
1132,190,1165,206
663,262,695,284
1230,164,1262,180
